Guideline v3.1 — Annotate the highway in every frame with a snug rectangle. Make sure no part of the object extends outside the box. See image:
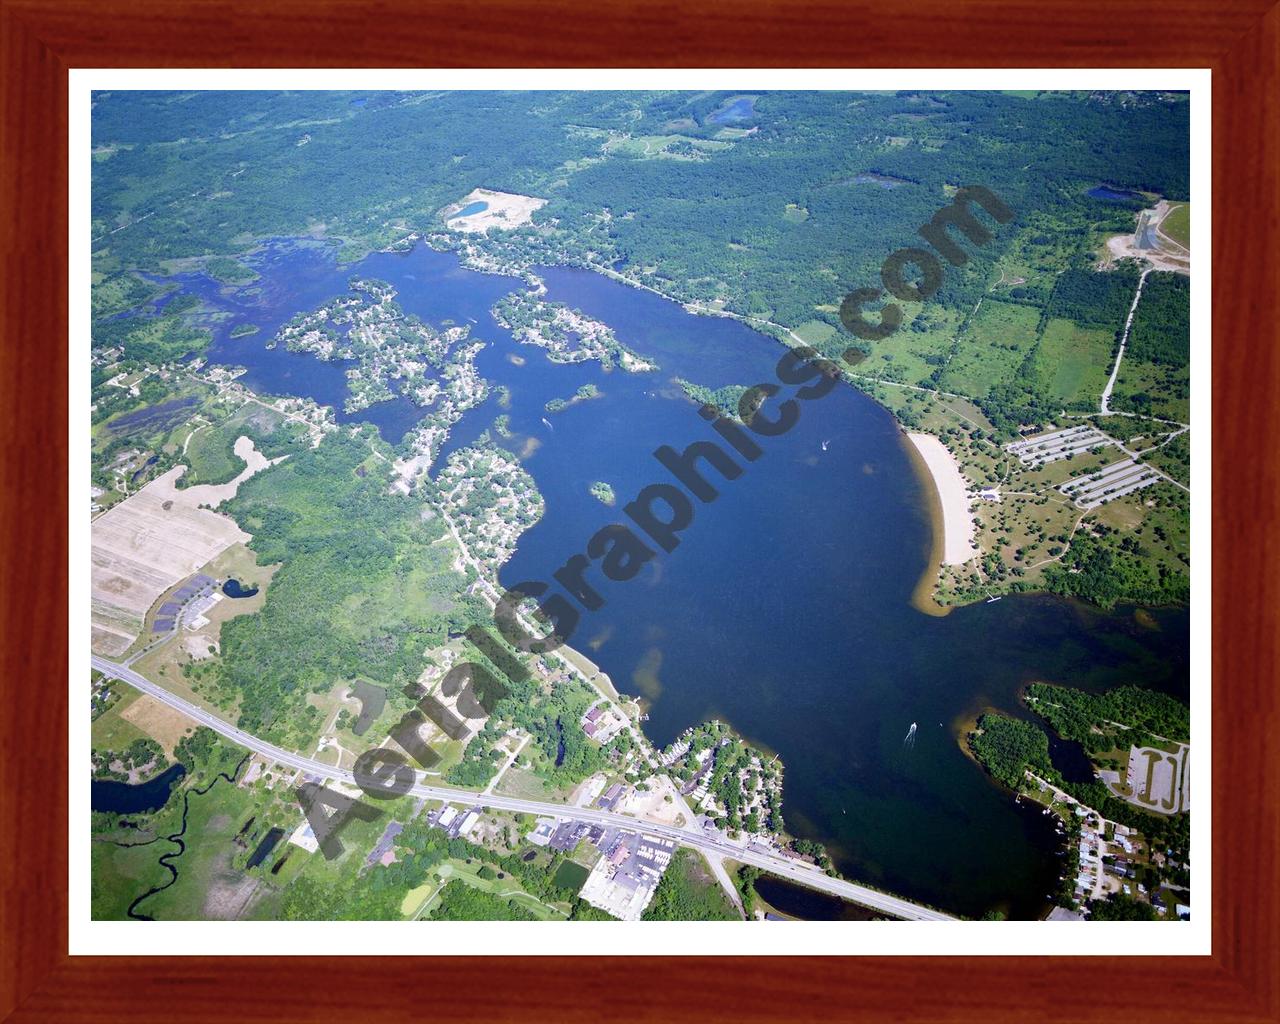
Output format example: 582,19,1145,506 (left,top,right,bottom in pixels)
92,654,957,922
